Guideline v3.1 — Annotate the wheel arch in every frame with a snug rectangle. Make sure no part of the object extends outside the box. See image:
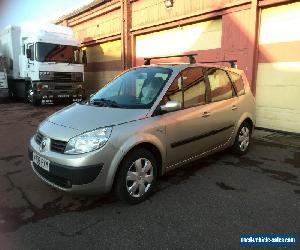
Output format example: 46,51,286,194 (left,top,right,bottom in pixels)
230,113,255,146
105,136,165,193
